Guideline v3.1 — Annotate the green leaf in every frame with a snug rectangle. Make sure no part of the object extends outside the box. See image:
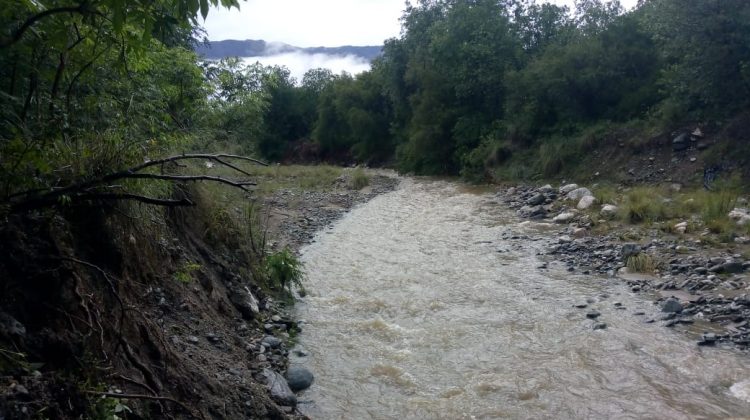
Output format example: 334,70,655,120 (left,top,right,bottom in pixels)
200,0,209,20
